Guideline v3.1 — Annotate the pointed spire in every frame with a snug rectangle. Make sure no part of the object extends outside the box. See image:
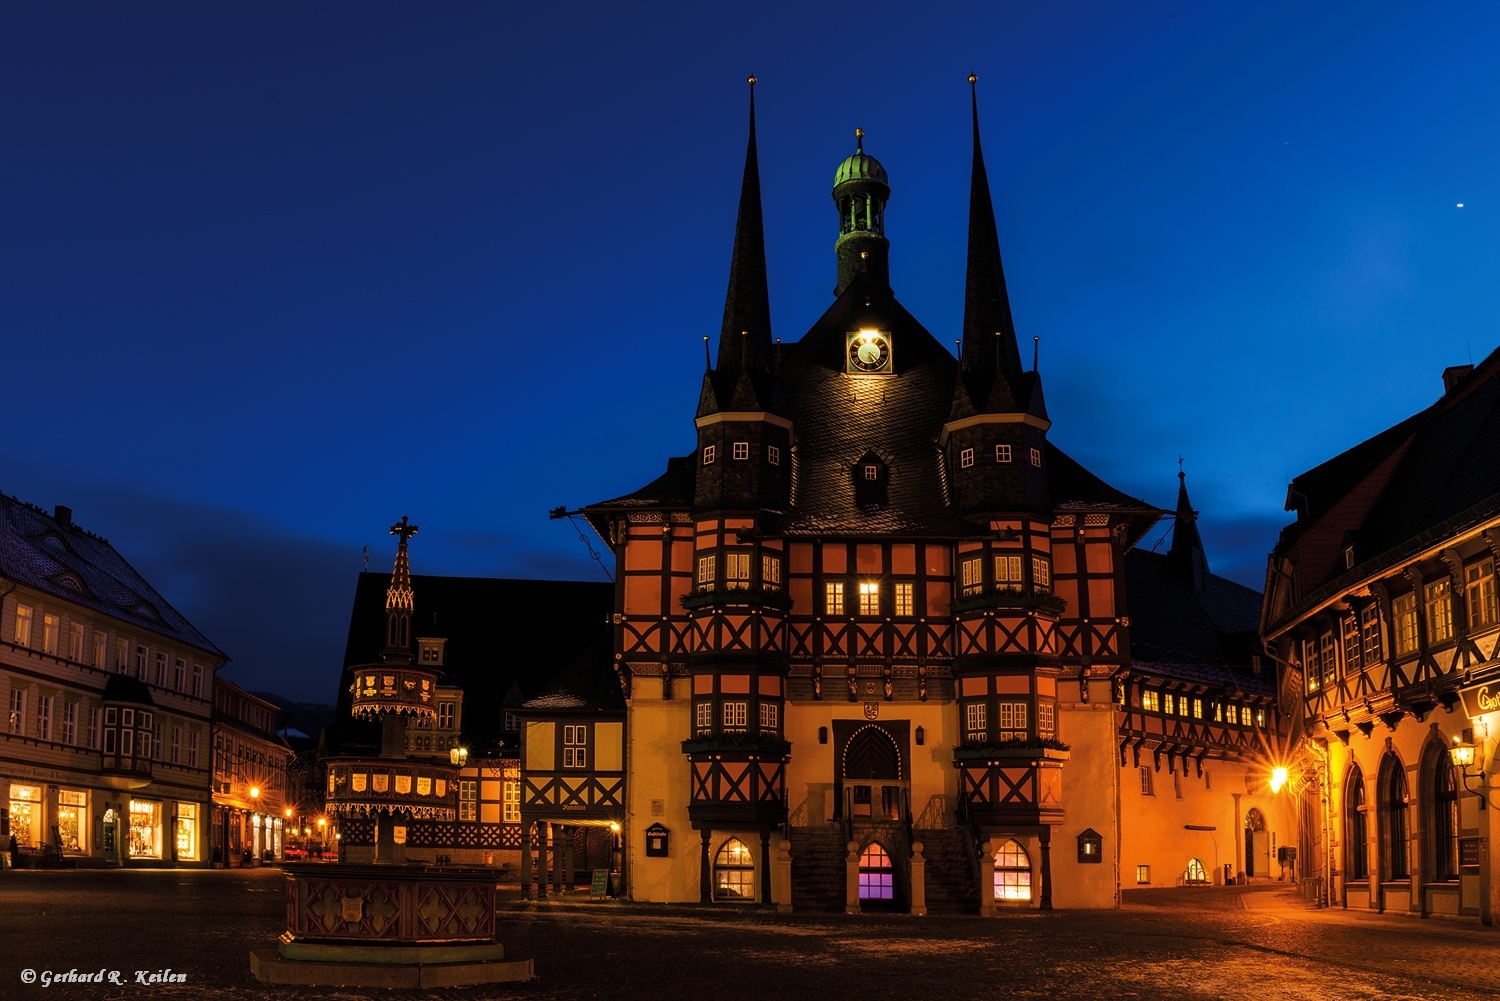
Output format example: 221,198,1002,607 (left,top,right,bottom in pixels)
702,75,774,416
1167,467,1210,592
382,515,418,662
955,74,1027,415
